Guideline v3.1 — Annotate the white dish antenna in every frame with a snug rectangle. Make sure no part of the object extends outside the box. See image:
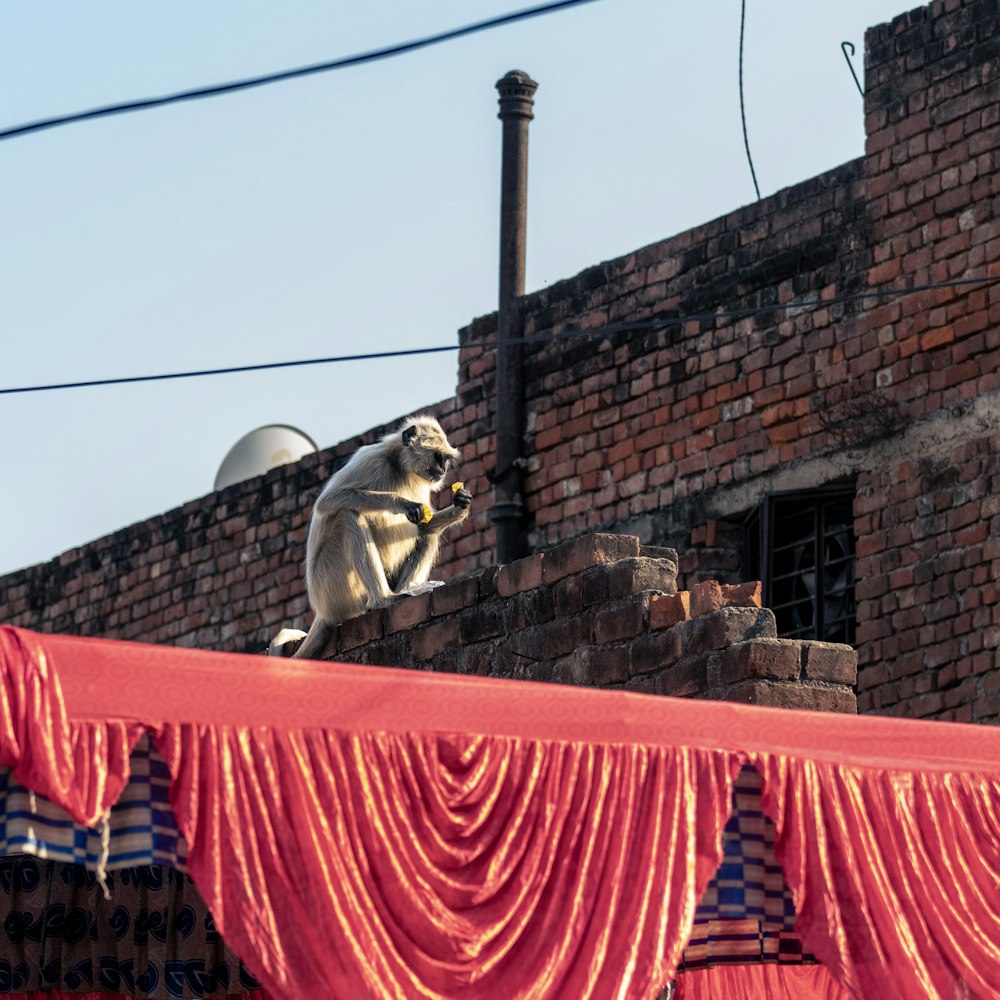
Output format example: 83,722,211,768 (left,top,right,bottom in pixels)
214,424,318,491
